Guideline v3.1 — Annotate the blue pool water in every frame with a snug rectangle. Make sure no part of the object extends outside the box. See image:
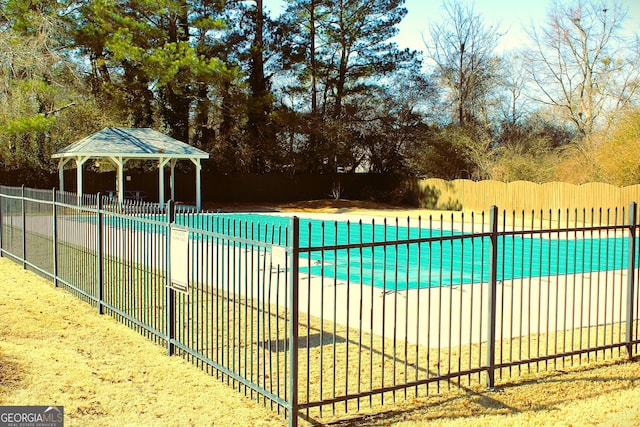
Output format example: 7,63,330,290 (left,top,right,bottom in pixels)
181,213,634,290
